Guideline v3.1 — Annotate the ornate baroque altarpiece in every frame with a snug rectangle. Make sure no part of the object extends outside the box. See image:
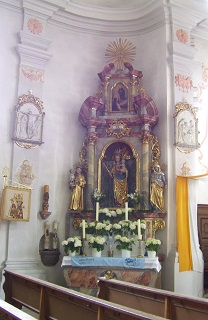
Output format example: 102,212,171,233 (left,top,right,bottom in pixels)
67,39,166,238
